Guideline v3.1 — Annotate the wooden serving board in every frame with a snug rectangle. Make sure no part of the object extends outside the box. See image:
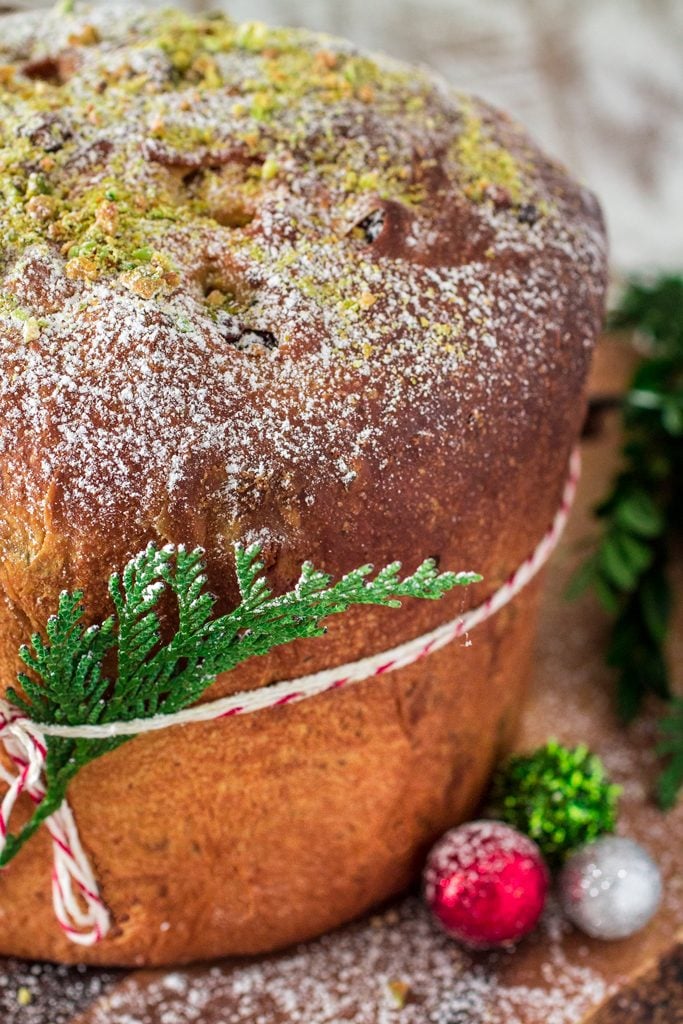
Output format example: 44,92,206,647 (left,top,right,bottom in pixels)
0,340,681,1021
